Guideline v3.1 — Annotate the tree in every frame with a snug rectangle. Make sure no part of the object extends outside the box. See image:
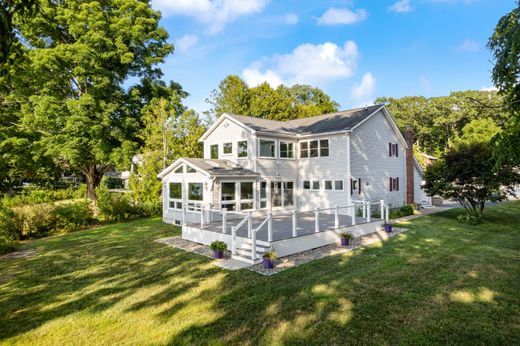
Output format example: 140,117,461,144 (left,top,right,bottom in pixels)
488,1,520,165
206,75,339,120
453,118,502,147
423,142,520,221
13,0,173,200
